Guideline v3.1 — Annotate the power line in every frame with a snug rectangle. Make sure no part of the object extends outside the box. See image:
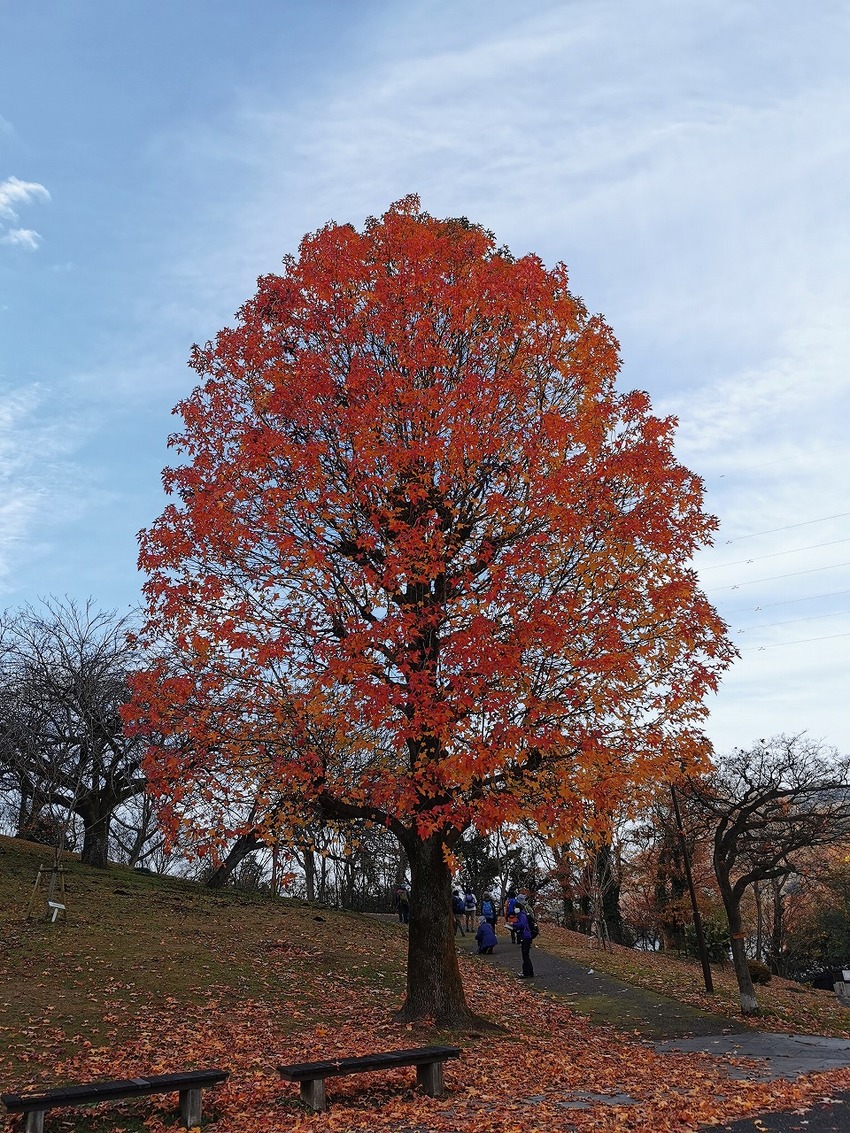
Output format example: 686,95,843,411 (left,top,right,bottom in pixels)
708,561,850,593
721,588,850,613
700,536,850,572
717,442,846,478
717,512,850,546
735,609,850,634
746,631,850,652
